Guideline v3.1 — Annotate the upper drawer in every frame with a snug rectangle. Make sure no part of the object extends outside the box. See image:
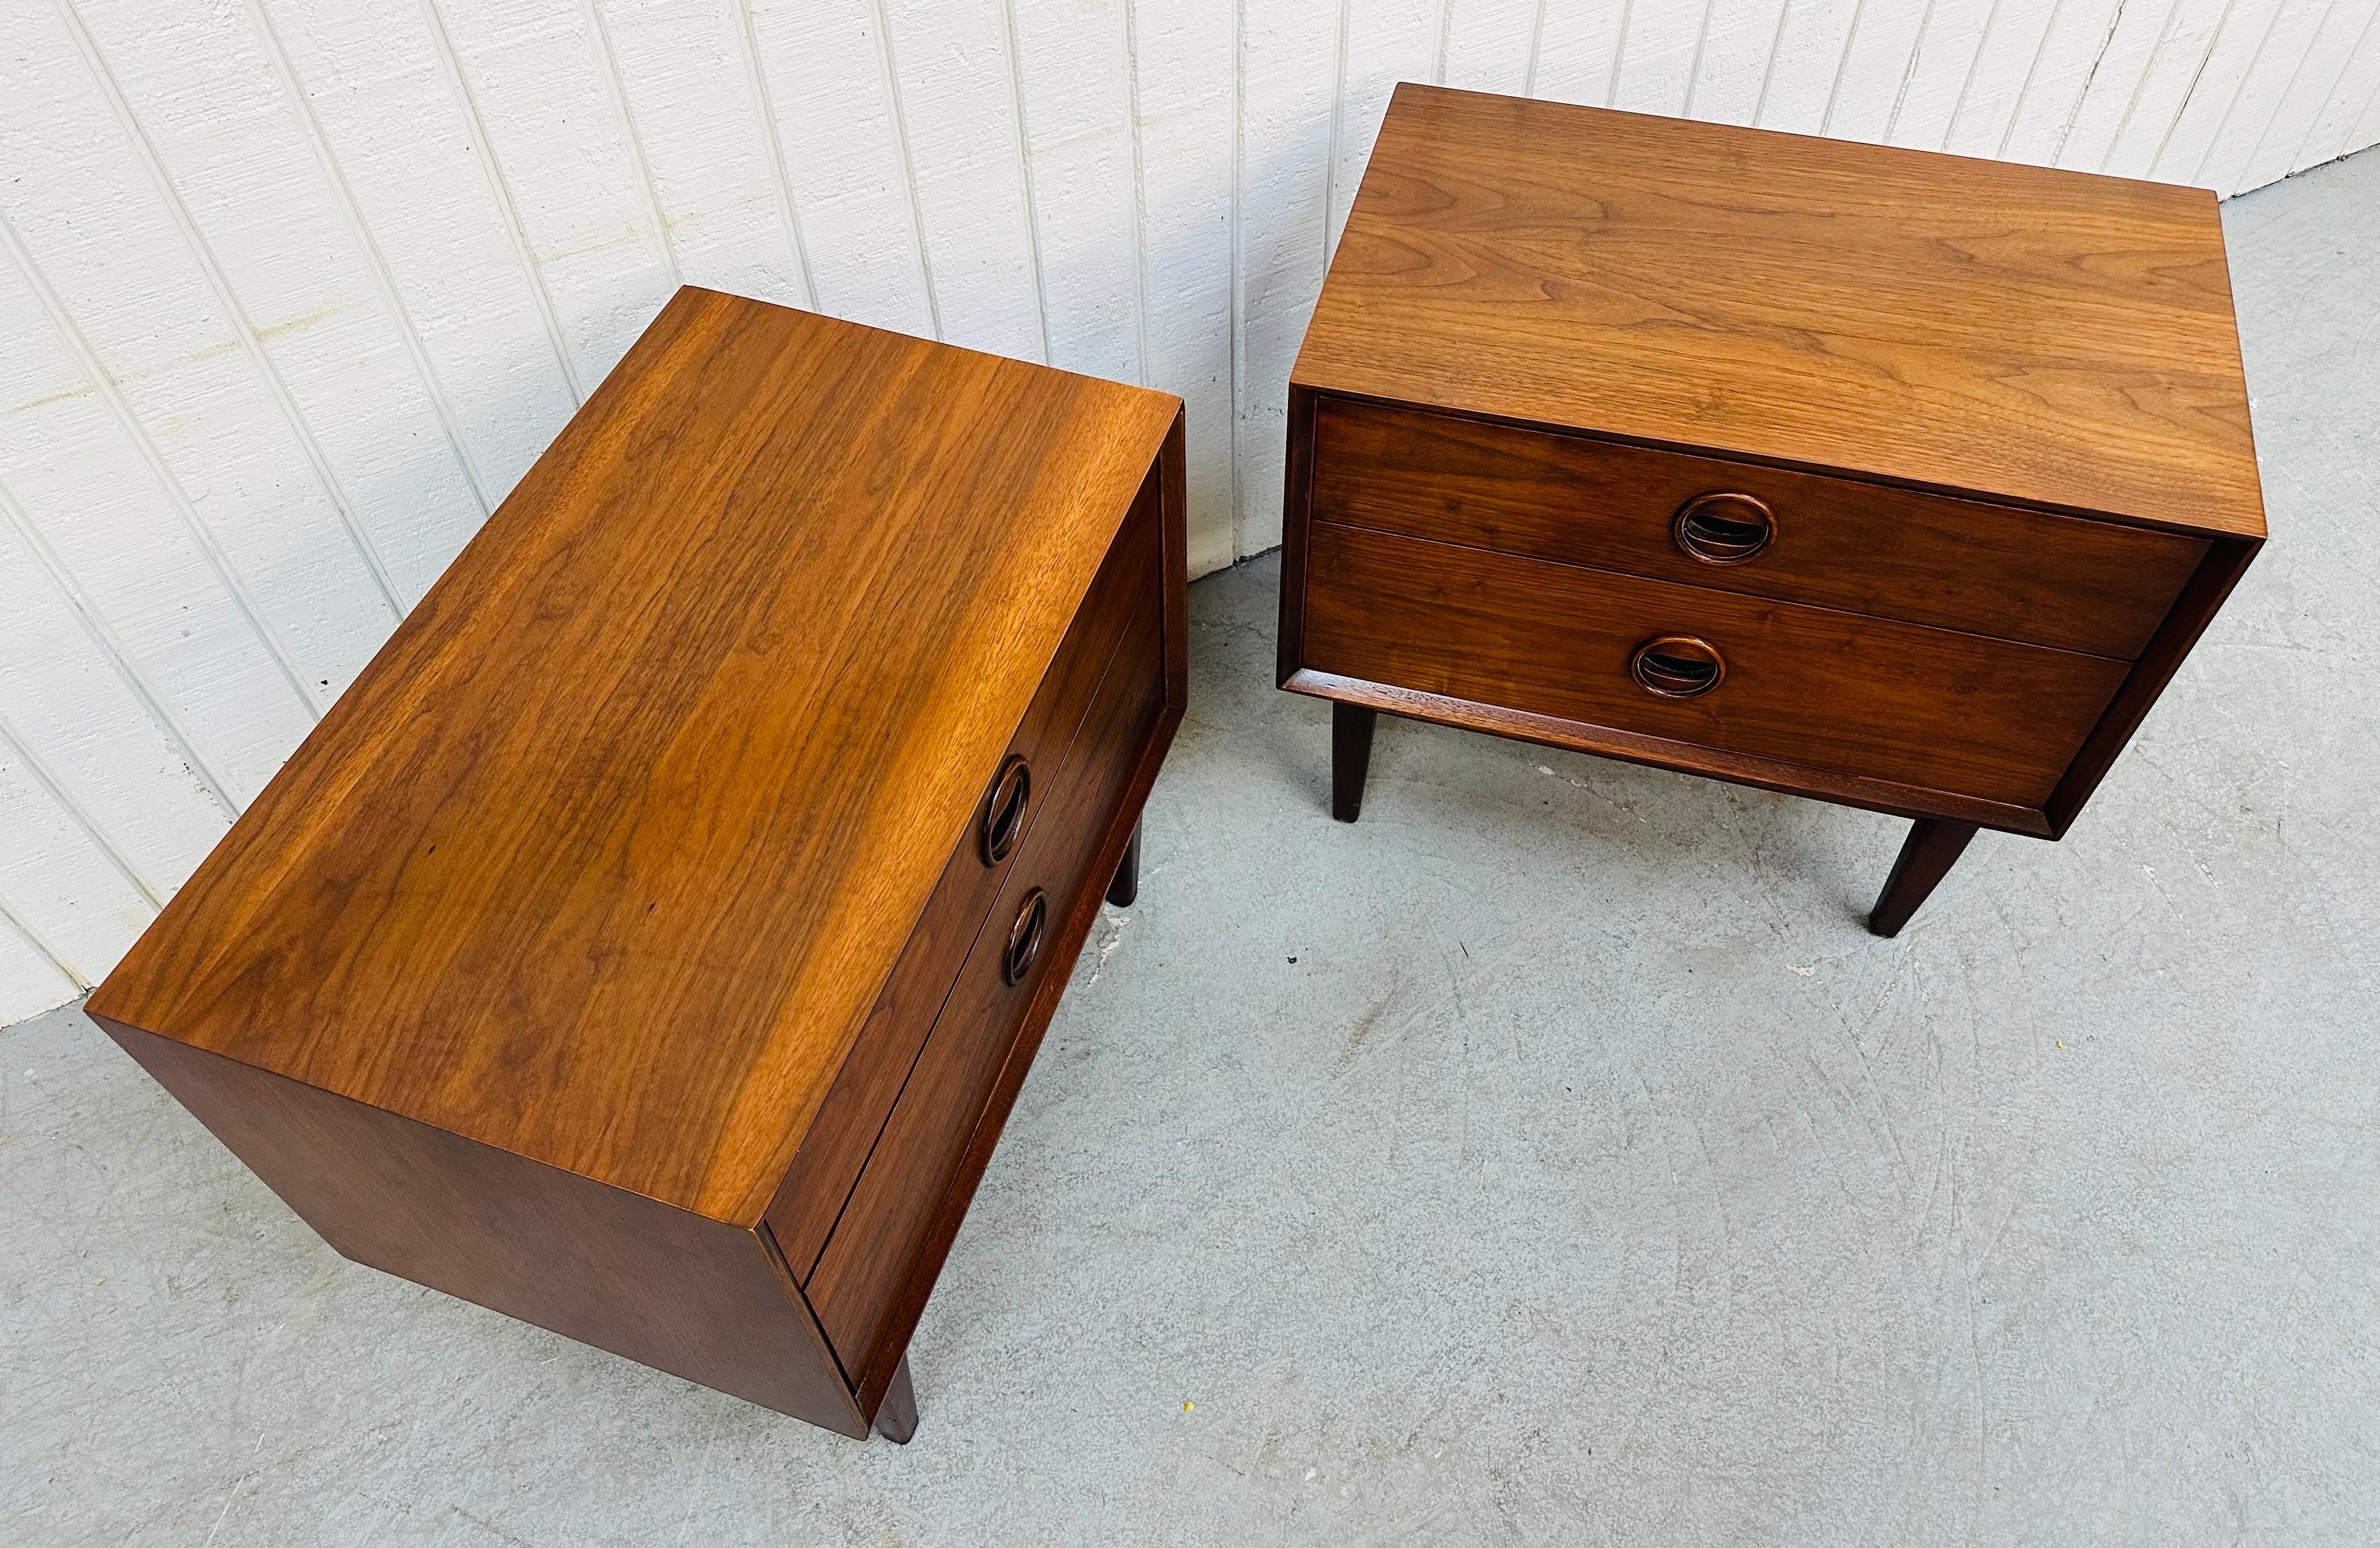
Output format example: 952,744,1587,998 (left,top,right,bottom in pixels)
762,474,1163,1277
1310,398,2207,659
